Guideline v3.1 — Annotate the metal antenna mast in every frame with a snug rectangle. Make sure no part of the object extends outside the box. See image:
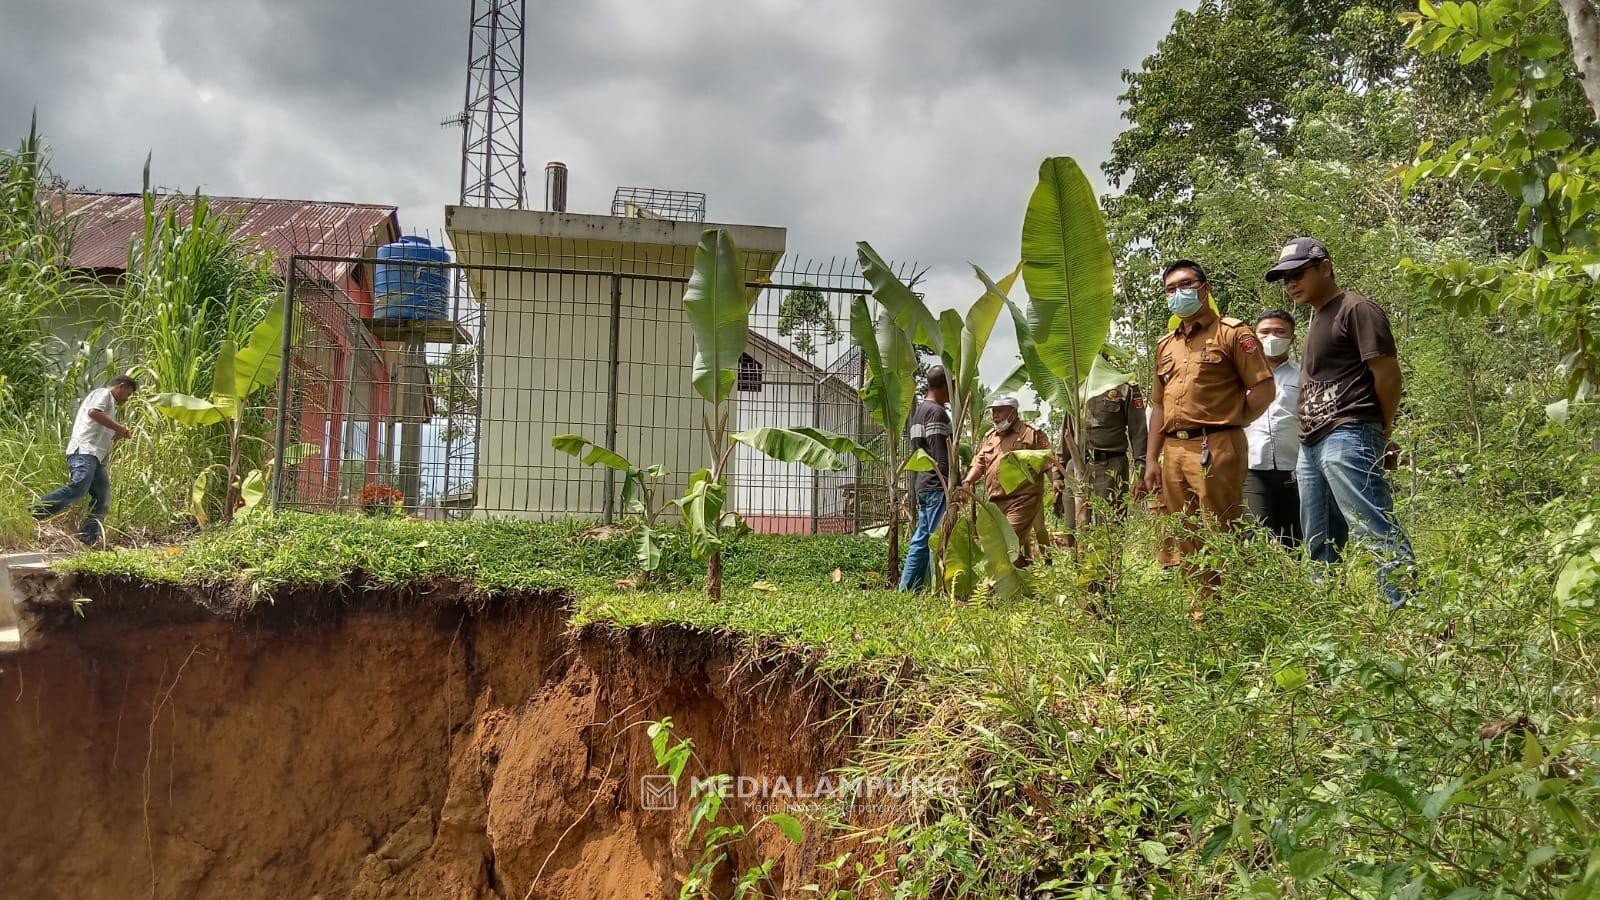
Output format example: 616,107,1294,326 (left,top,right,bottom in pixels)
443,0,528,208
